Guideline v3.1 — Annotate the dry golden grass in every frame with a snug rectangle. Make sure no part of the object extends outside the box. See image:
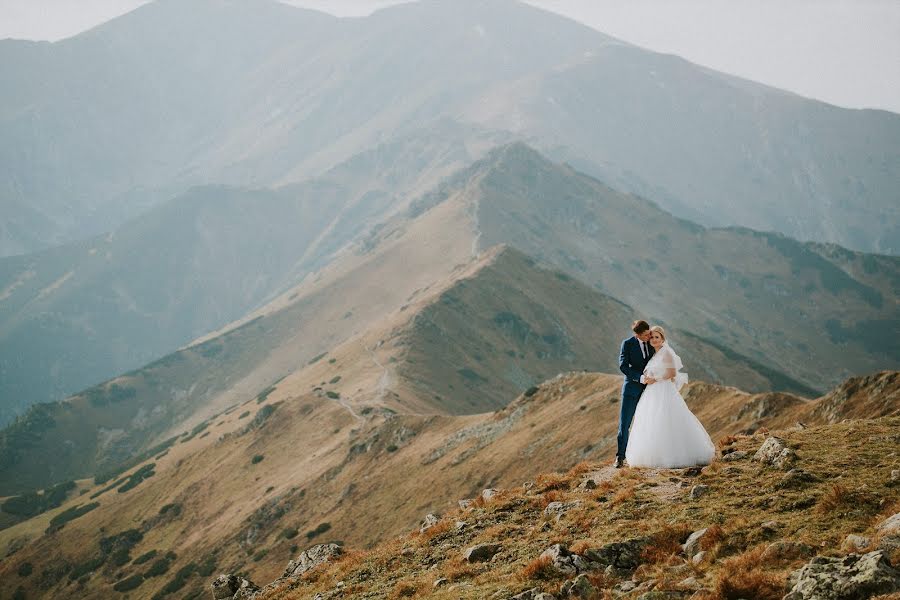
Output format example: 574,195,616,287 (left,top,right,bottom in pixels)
565,461,594,478
441,559,477,582
641,523,693,565
389,578,427,599
711,545,788,600
535,472,570,492
518,555,557,581
609,482,637,507
816,483,854,514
